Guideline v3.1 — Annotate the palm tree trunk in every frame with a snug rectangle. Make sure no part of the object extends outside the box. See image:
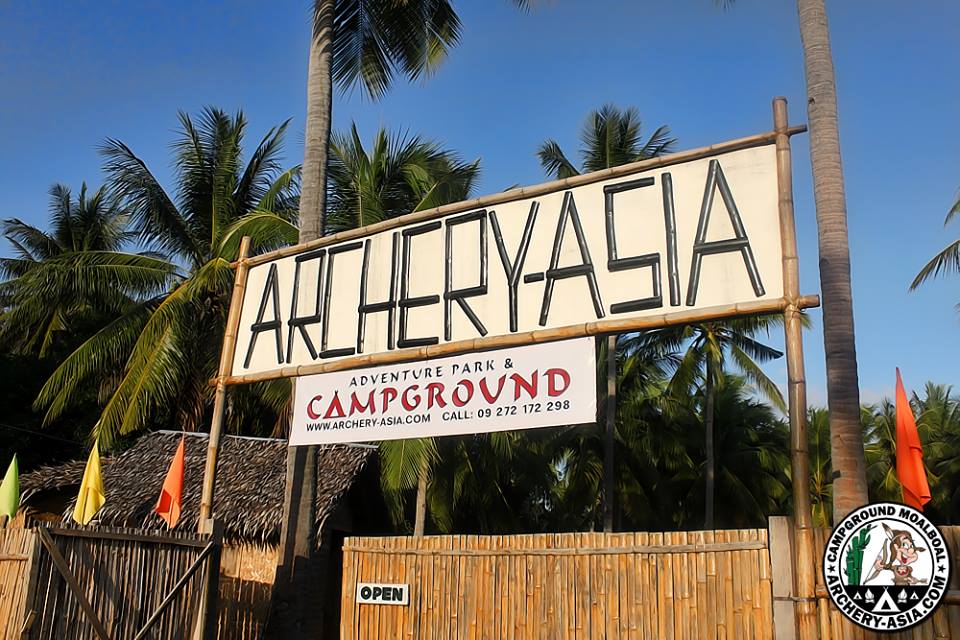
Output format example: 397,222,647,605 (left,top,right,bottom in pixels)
796,0,868,521
704,367,716,529
603,334,616,533
413,458,429,536
267,3,334,636
299,0,334,238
